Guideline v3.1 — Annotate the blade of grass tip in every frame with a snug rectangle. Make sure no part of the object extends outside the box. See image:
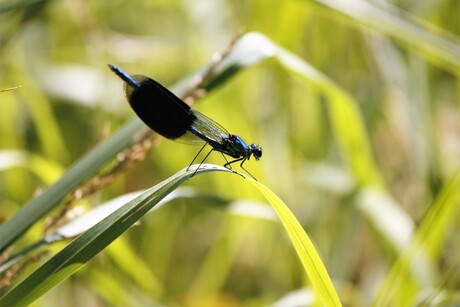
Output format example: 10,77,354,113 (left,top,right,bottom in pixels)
0,164,231,307
241,176,341,306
